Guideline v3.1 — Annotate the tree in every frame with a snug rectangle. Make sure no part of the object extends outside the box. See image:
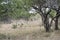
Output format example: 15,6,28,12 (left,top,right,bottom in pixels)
32,0,60,32
0,0,33,20
32,0,51,32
